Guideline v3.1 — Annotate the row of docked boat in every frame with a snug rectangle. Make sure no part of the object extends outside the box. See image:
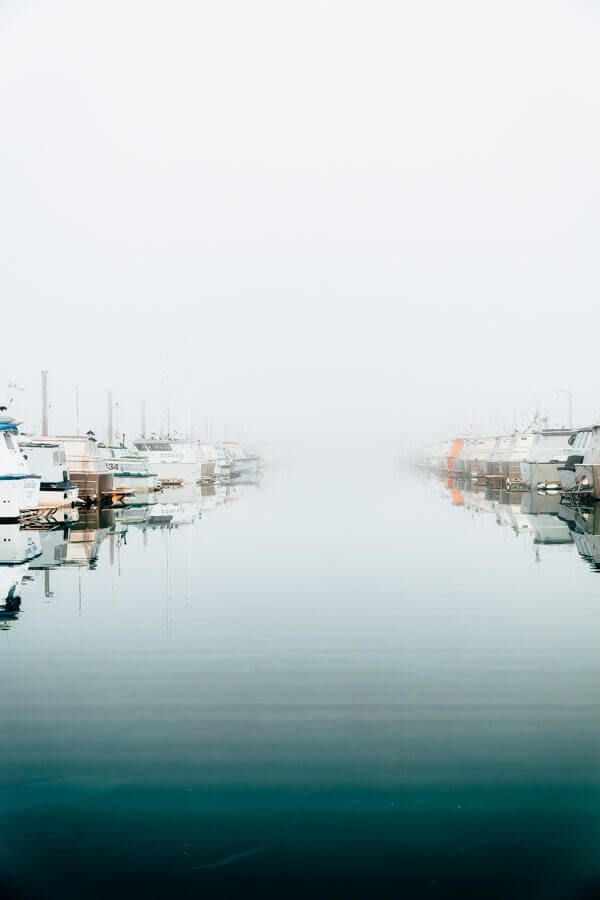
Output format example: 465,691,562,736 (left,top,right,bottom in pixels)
422,424,600,498
0,410,263,521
